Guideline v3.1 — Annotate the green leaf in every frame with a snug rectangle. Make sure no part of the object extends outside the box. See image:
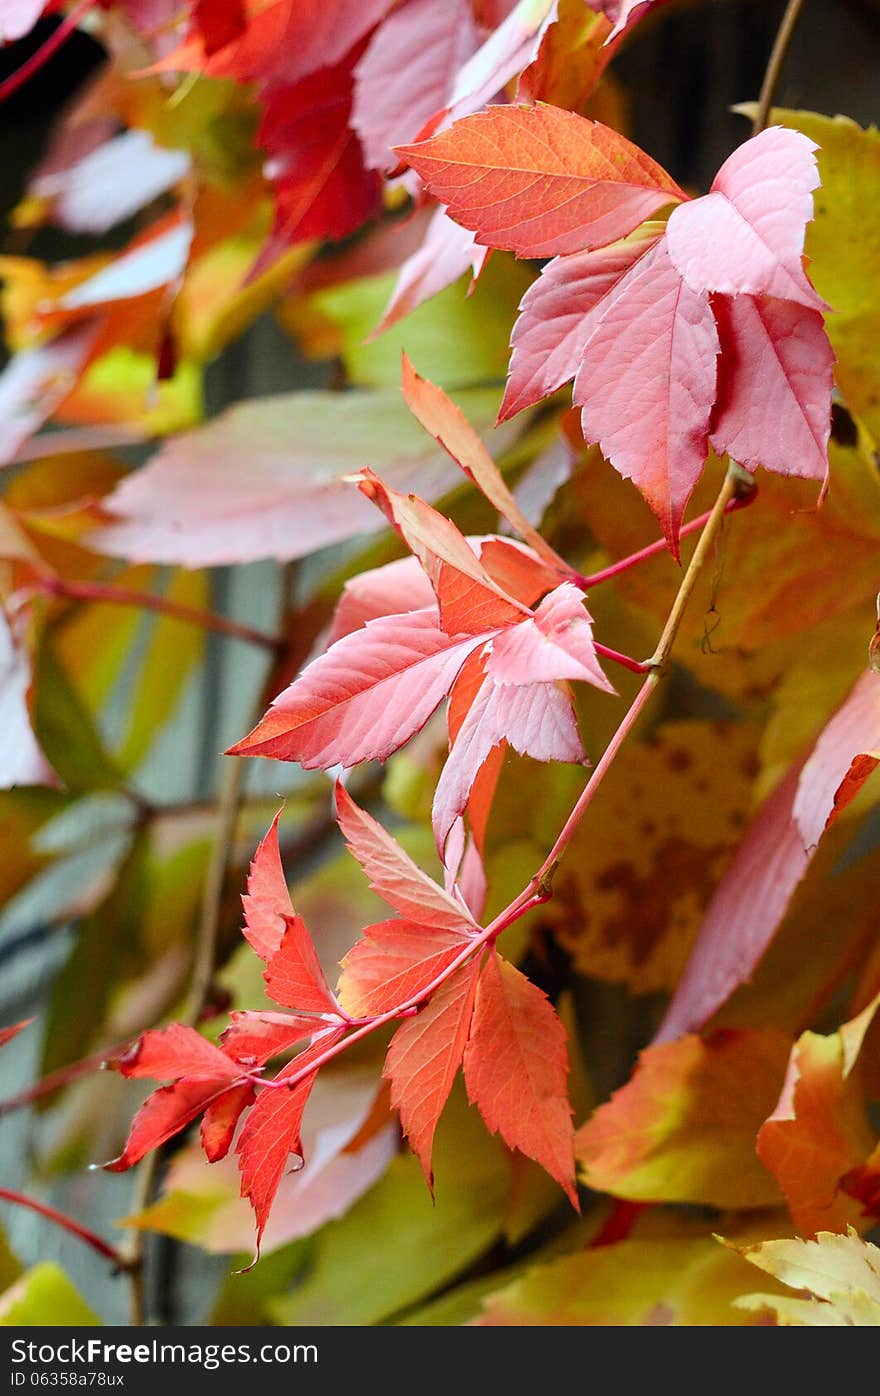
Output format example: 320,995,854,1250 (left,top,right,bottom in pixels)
32,638,122,792
0,1263,99,1326
269,1086,511,1325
